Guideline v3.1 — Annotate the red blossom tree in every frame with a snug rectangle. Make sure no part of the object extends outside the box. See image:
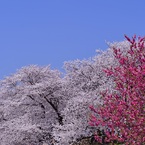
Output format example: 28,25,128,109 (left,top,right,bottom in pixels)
89,35,145,145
